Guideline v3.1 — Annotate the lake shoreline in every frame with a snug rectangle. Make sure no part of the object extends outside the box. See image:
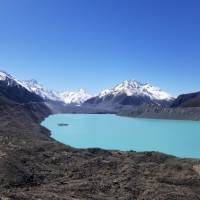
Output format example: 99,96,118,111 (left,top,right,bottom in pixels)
42,113,200,158
2,100,200,199
53,104,200,121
